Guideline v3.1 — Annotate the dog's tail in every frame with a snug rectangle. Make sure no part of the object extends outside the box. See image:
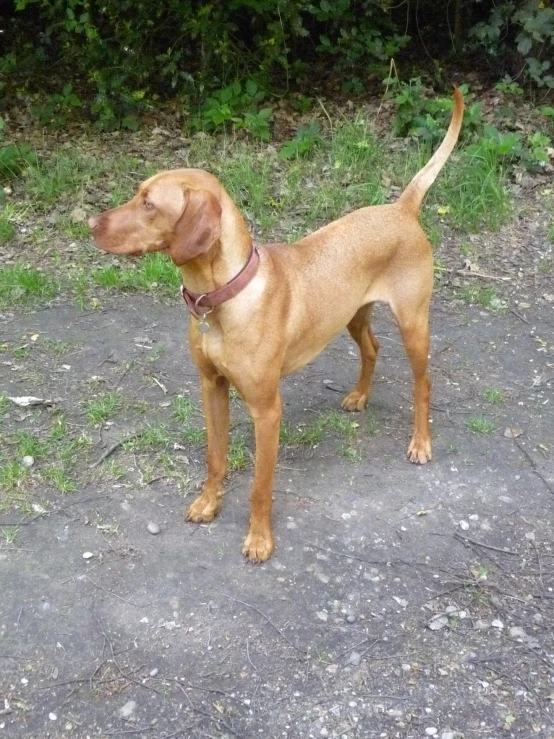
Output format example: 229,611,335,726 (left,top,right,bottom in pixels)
397,87,464,215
